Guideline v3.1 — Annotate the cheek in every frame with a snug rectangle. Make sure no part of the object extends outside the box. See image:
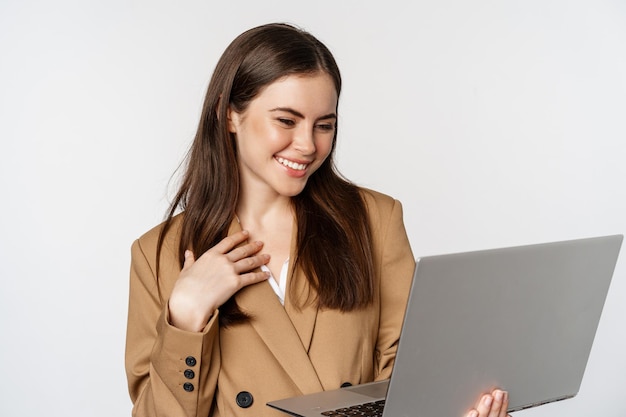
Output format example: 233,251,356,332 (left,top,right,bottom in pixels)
317,137,334,160
256,123,292,149
237,121,284,151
